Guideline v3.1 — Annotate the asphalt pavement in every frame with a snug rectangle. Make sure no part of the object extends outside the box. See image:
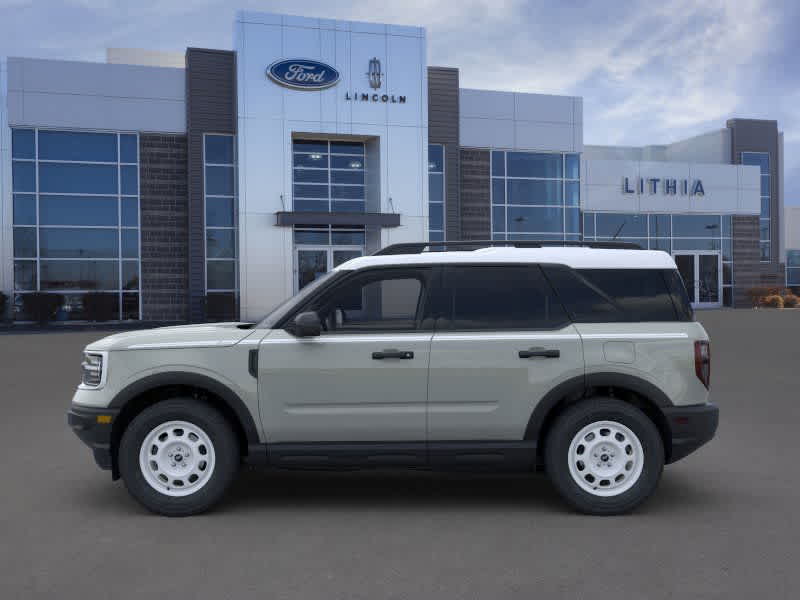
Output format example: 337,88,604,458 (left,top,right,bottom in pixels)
1,309,798,599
